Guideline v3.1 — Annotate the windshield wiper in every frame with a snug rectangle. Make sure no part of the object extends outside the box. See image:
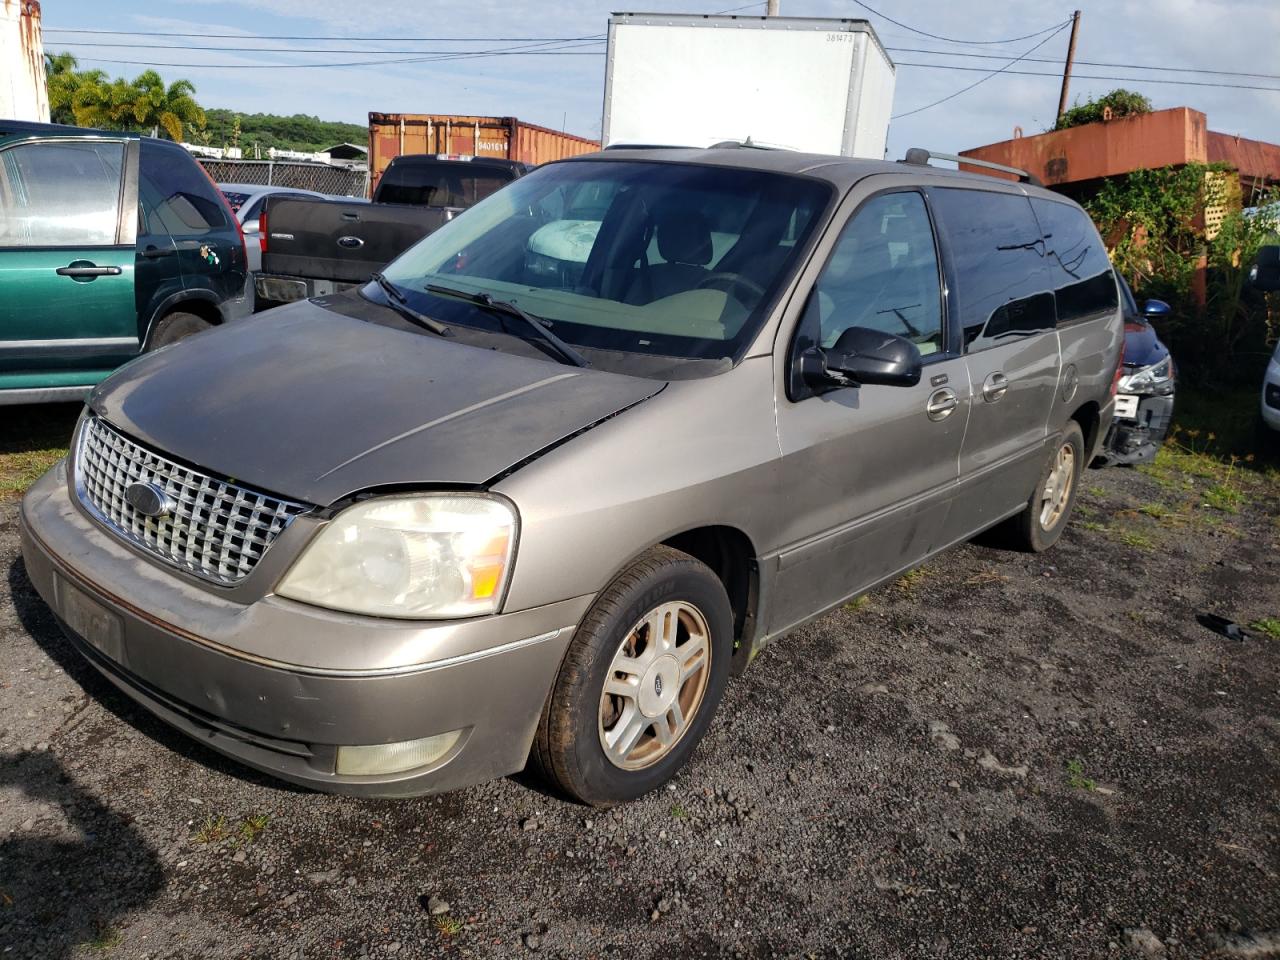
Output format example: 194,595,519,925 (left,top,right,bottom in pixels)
426,283,590,368
368,273,452,337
